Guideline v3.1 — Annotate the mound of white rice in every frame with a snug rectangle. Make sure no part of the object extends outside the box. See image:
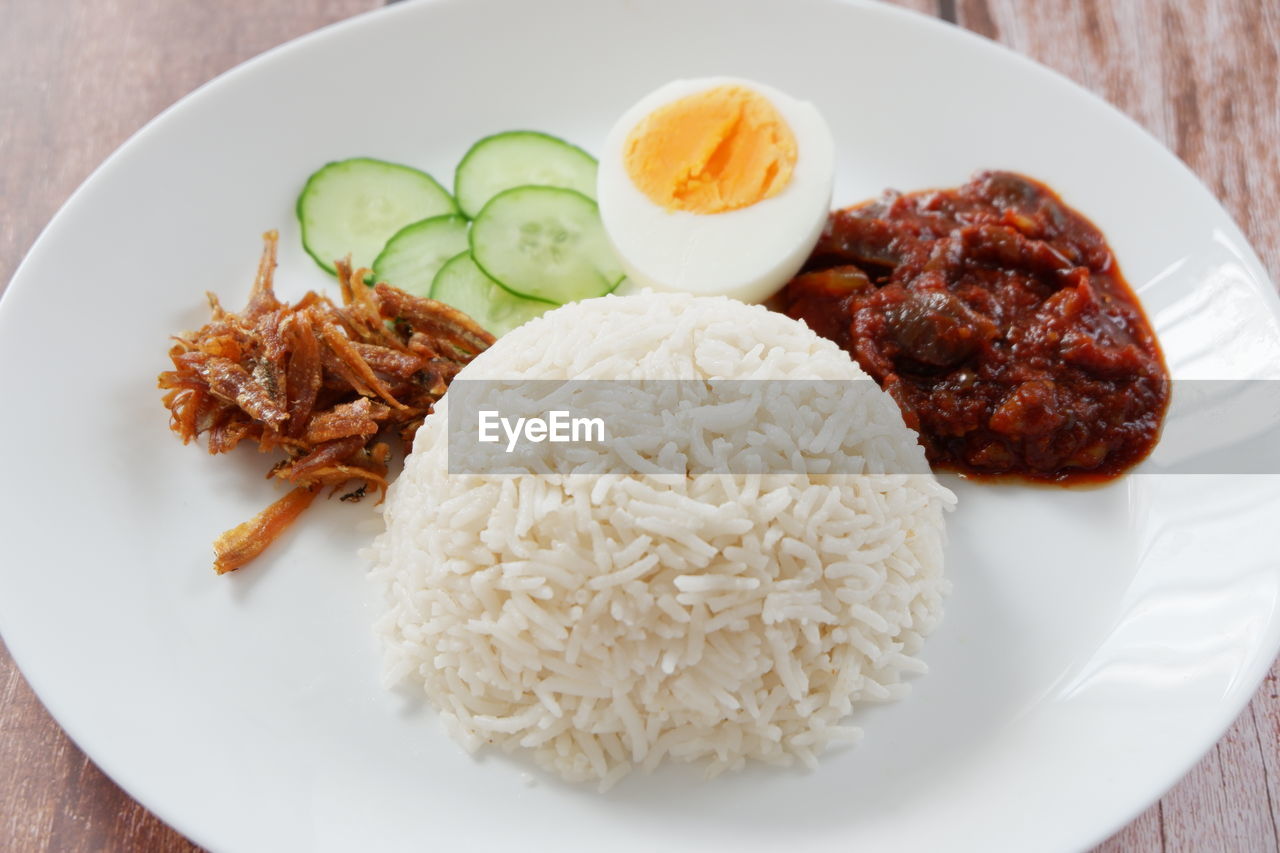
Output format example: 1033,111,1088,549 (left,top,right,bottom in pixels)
369,292,954,789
